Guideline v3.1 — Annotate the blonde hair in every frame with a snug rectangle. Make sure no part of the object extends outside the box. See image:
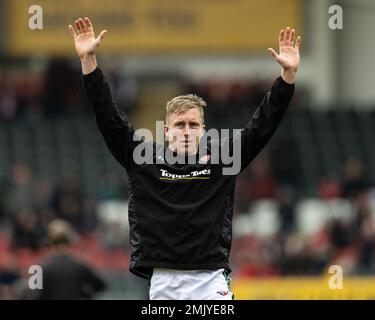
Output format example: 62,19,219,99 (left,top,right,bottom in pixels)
166,94,207,125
